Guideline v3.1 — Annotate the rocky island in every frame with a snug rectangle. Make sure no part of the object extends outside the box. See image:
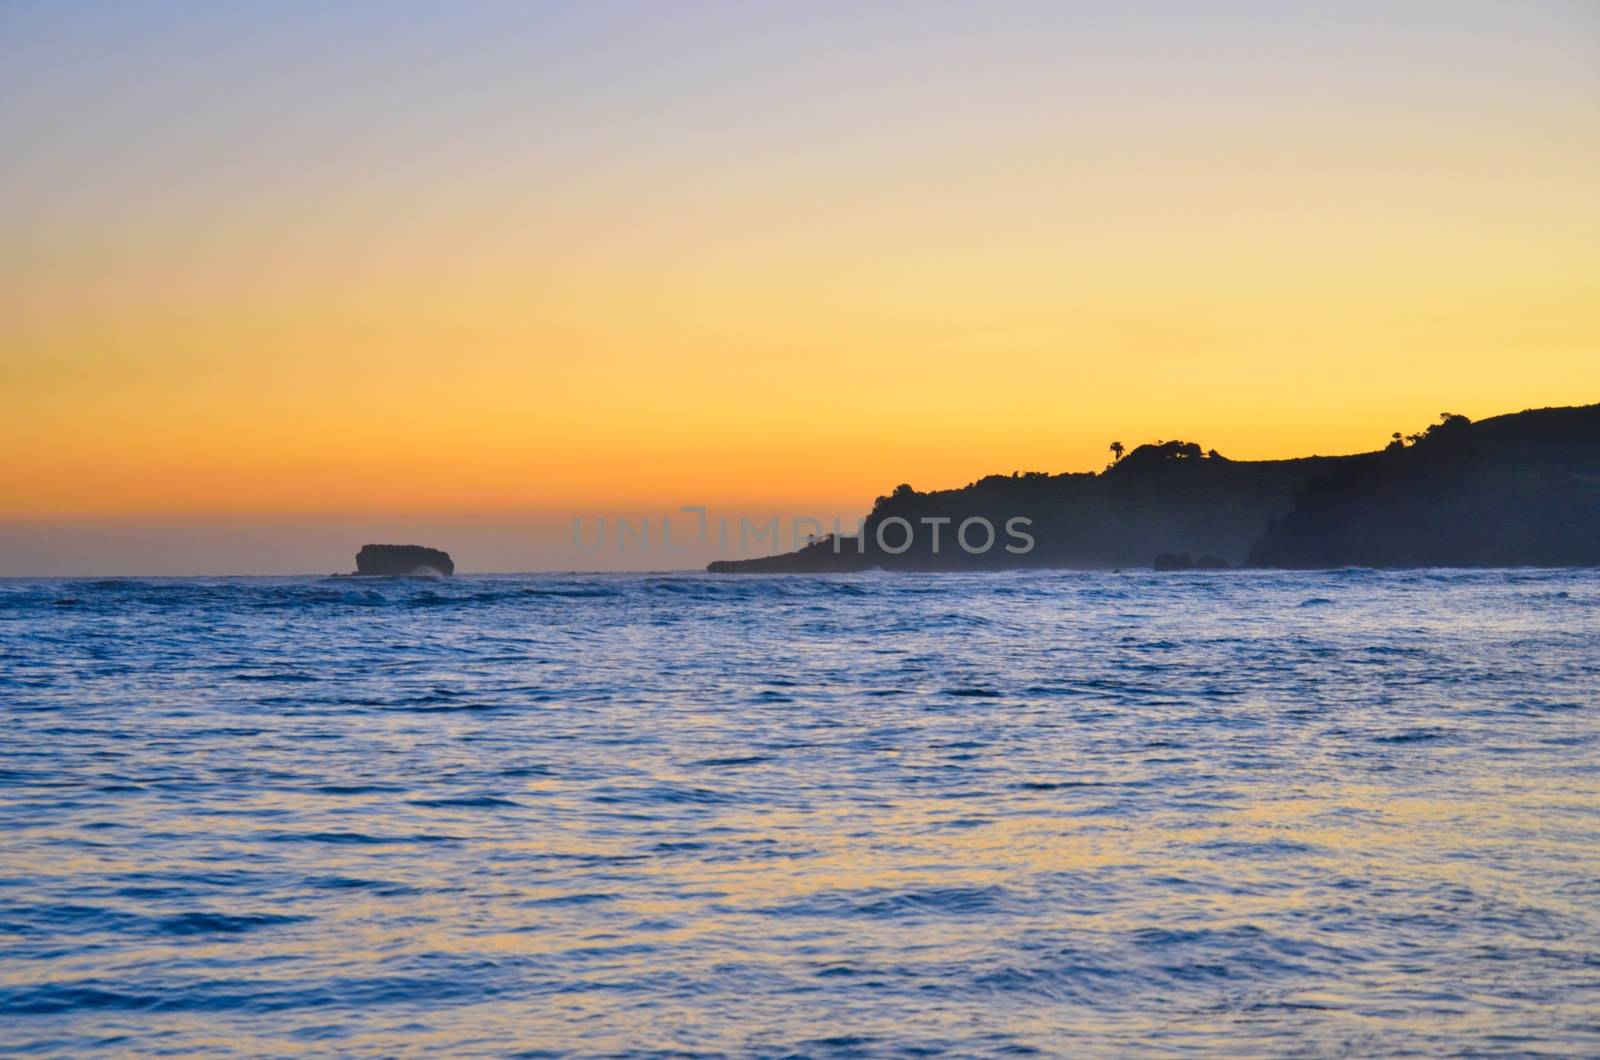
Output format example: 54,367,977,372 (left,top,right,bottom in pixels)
344,544,455,577
709,403,1600,573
